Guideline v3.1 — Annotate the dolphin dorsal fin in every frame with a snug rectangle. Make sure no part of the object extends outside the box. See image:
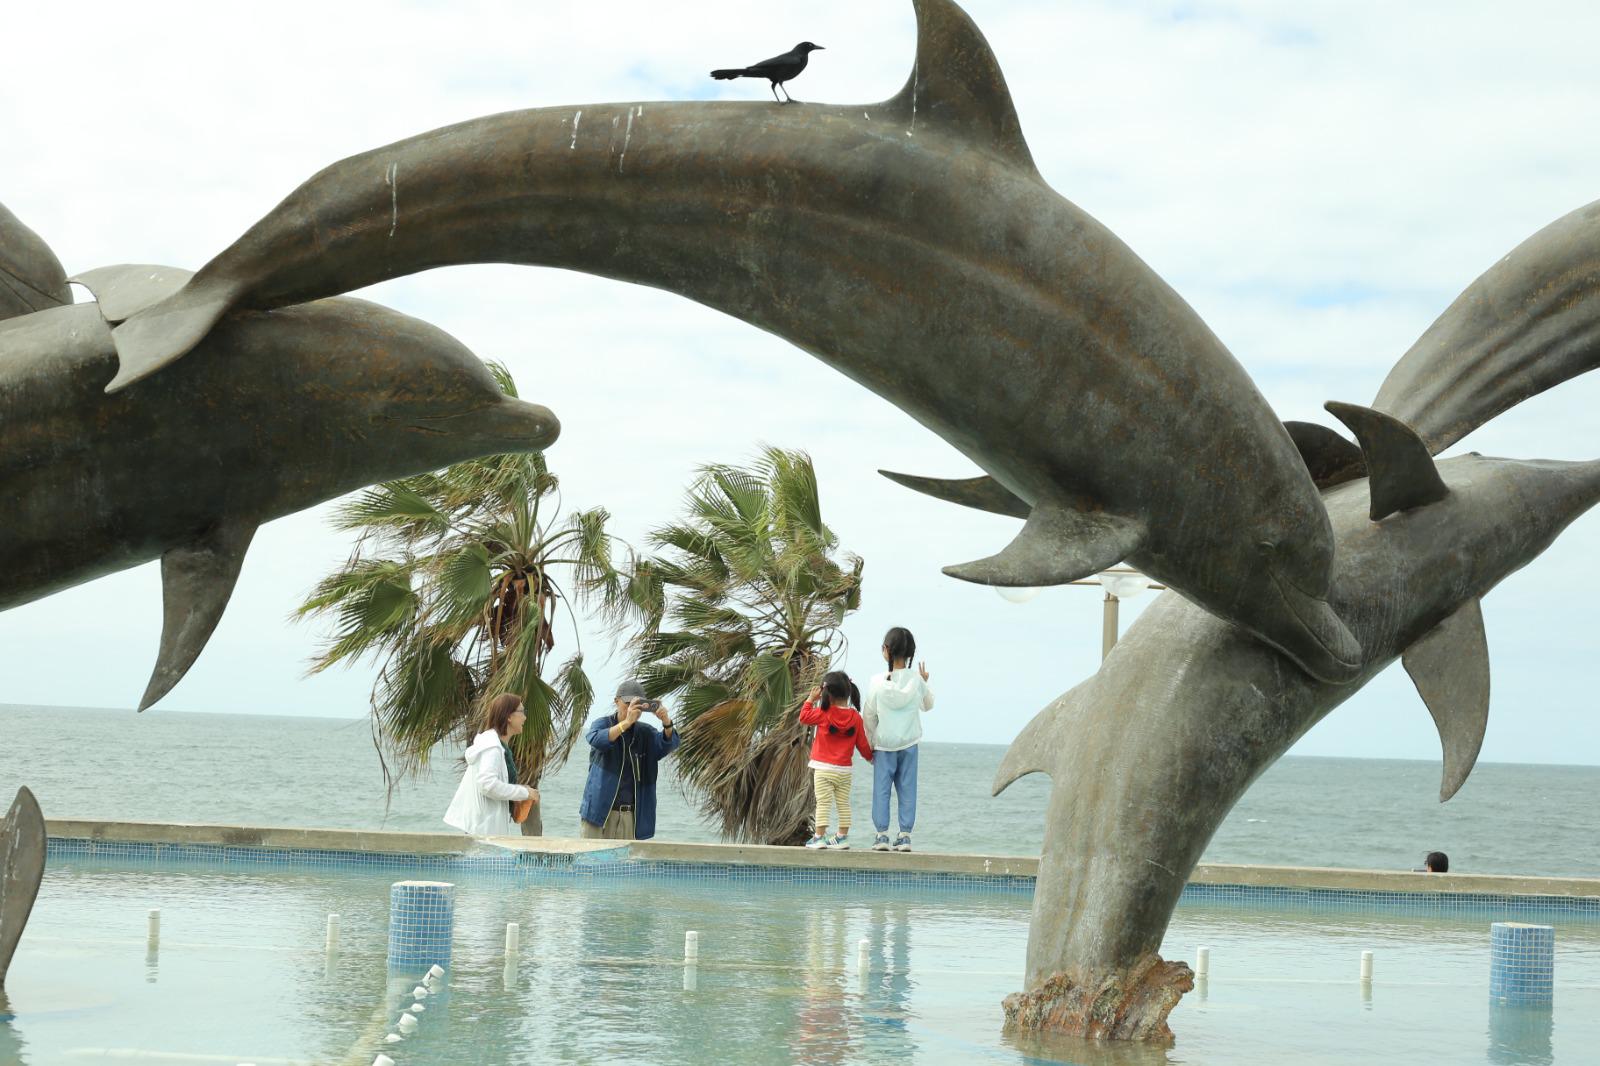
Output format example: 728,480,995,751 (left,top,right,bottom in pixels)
1402,598,1490,802
1325,402,1449,520
879,469,1030,518
139,521,257,711
889,0,1038,172
943,498,1144,587
1284,420,1368,491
